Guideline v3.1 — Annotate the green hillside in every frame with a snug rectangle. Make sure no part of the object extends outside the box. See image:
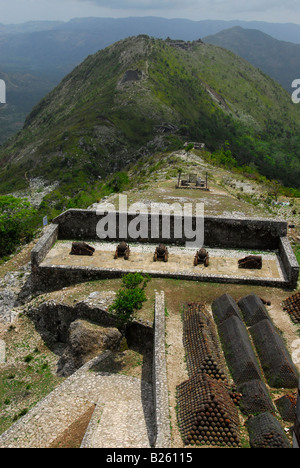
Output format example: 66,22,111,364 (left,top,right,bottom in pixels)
204,26,300,92
1,35,300,208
